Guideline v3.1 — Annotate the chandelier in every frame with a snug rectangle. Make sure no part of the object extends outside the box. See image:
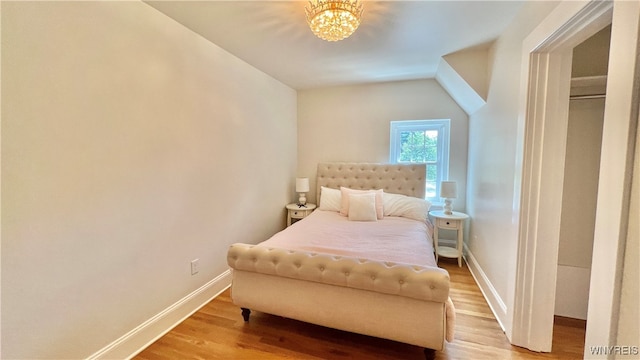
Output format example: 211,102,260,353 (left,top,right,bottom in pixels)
305,0,364,42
